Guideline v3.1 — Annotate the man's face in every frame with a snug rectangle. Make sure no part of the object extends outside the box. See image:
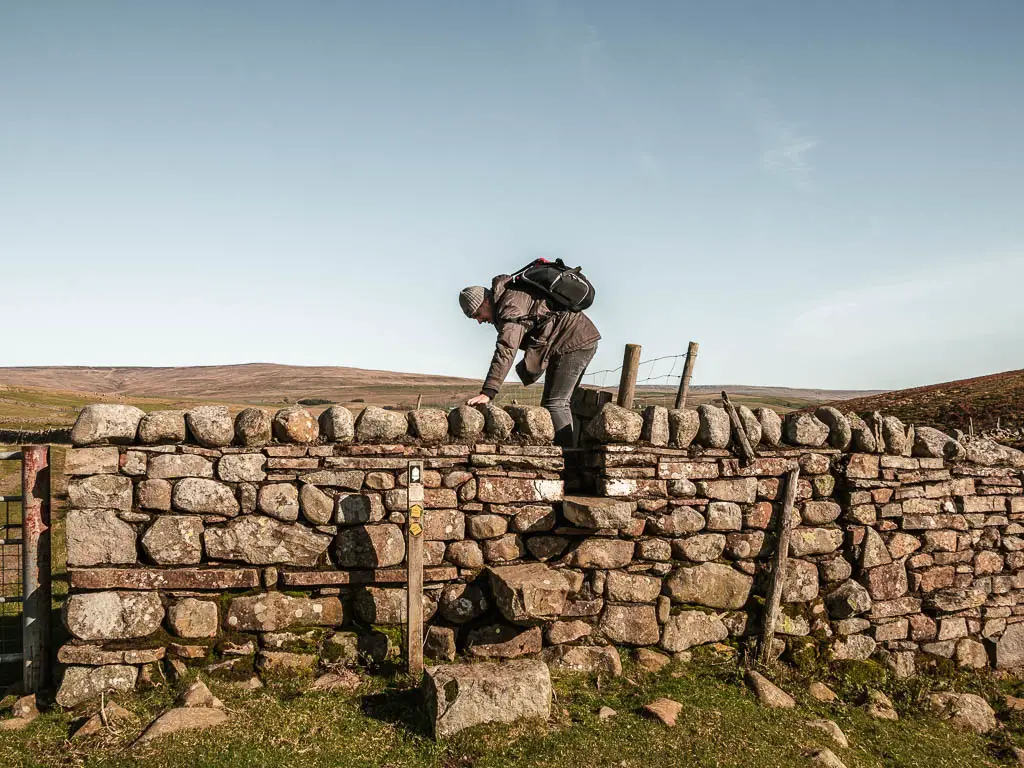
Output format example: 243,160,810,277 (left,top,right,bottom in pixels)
473,300,493,325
